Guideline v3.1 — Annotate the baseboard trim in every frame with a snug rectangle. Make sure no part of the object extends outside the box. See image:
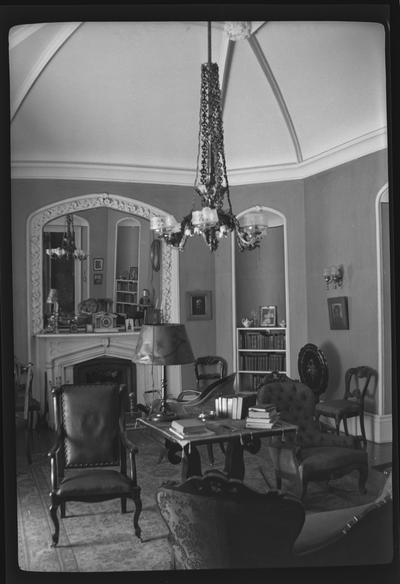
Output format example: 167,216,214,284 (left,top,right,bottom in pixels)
320,412,392,444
